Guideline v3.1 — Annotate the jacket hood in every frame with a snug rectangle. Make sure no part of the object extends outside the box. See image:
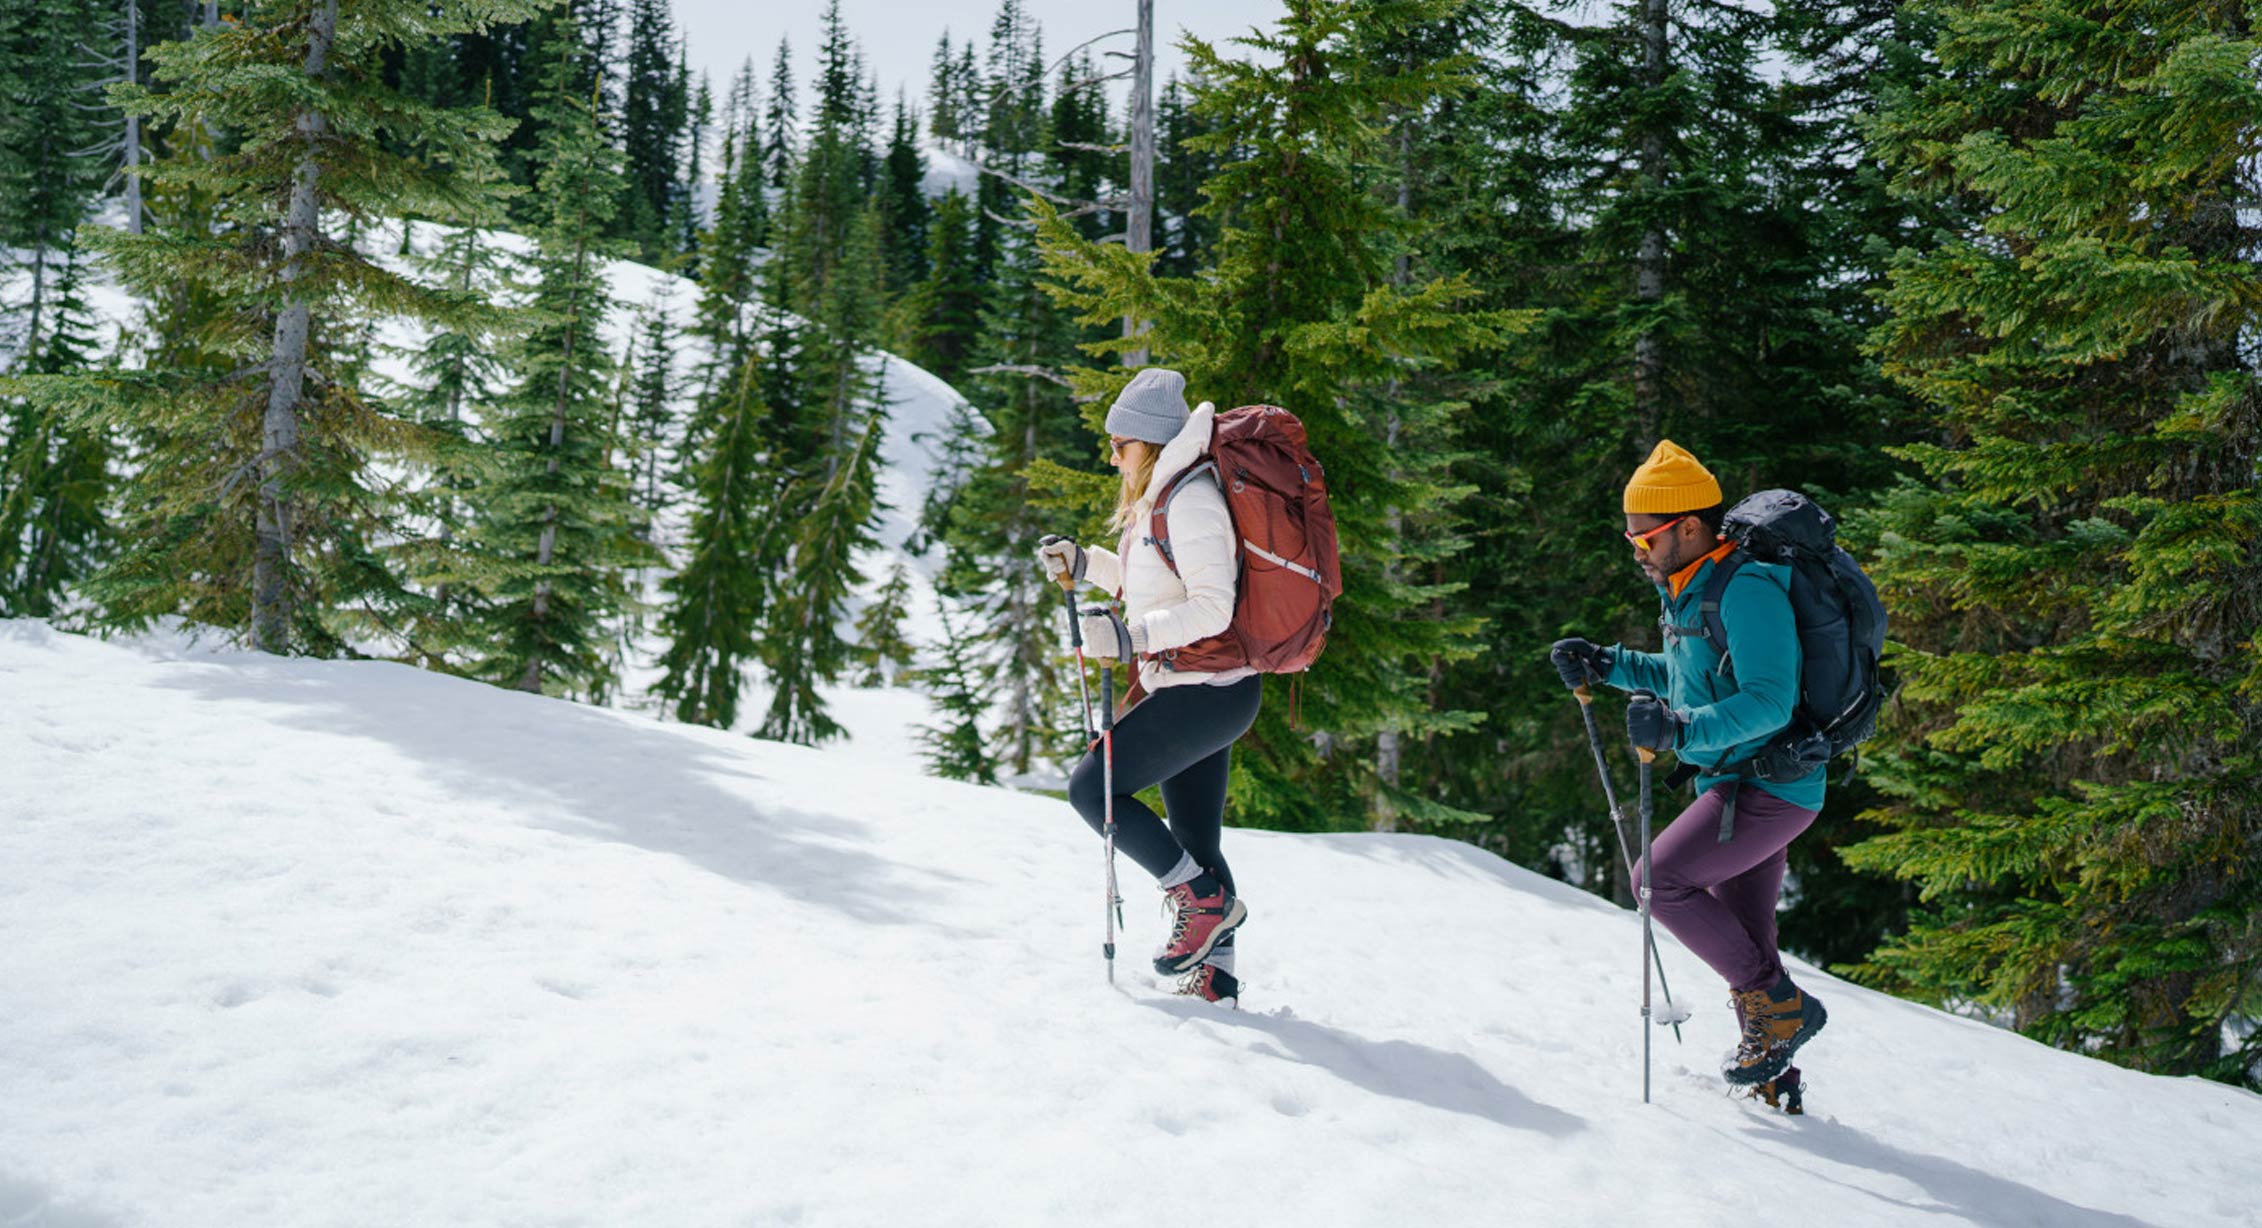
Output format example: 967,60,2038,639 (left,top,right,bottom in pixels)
1137,401,1216,512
